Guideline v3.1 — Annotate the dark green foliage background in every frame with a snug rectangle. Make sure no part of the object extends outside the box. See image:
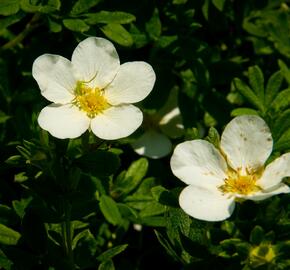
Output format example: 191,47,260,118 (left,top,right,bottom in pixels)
0,0,290,269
